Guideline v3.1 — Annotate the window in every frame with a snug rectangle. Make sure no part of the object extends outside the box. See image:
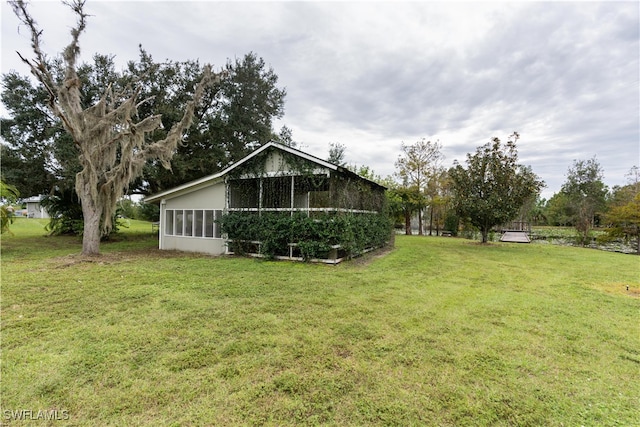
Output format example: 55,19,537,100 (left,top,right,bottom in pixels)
175,210,184,236
165,210,174,235
165,209,223,239
205,210,214,237
214,210,222,238
194,210,204,237
184,210,193,236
